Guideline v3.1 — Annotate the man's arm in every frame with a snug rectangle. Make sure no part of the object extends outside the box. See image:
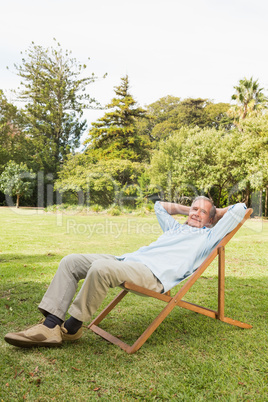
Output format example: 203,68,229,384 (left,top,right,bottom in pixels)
160,202,236,223
213,206,230,226
209,203,247,247
159,202,190,216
